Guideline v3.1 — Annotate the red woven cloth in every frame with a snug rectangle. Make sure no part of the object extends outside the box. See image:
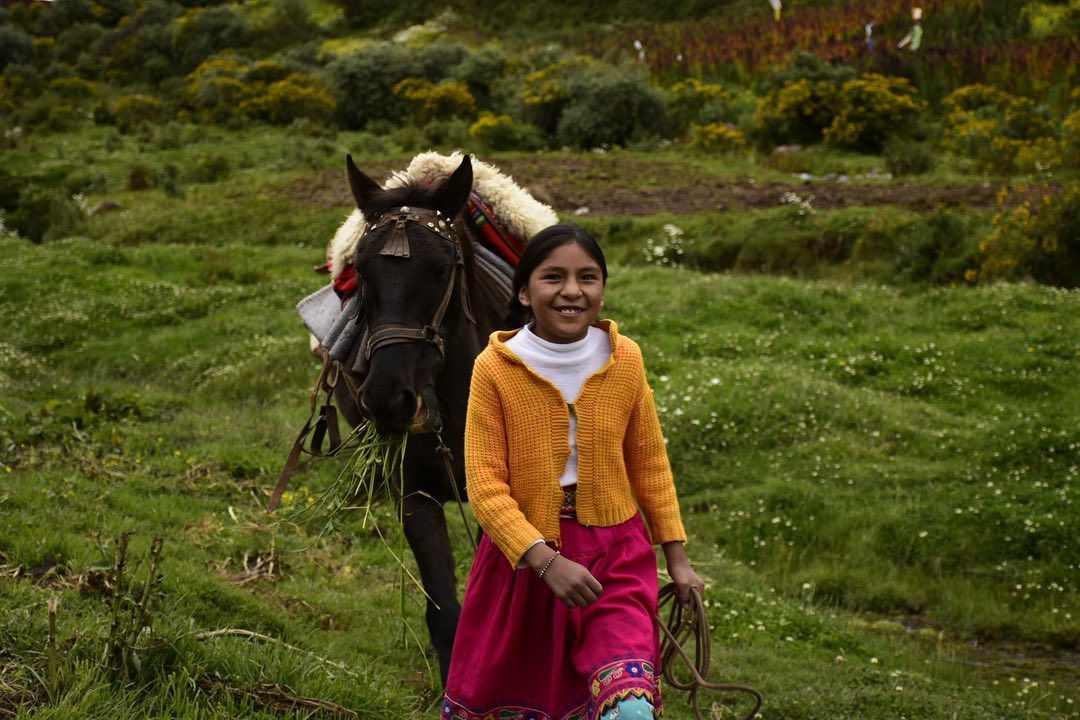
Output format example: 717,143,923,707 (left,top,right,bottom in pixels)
441,514,662,720
467,191,525,267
